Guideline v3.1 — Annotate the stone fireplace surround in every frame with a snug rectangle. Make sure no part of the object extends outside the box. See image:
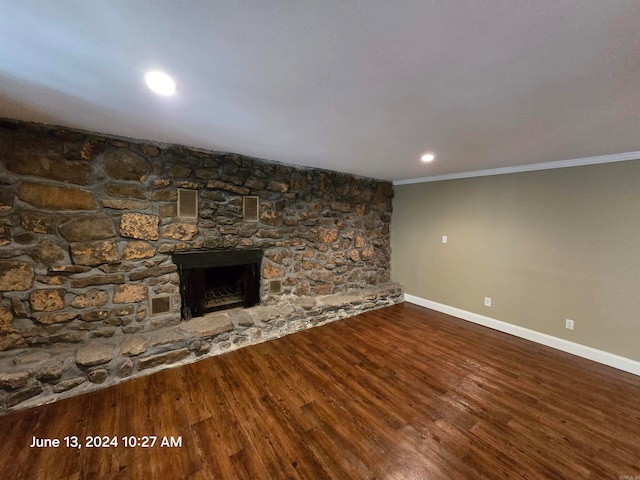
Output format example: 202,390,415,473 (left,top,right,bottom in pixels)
0,119,403,414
